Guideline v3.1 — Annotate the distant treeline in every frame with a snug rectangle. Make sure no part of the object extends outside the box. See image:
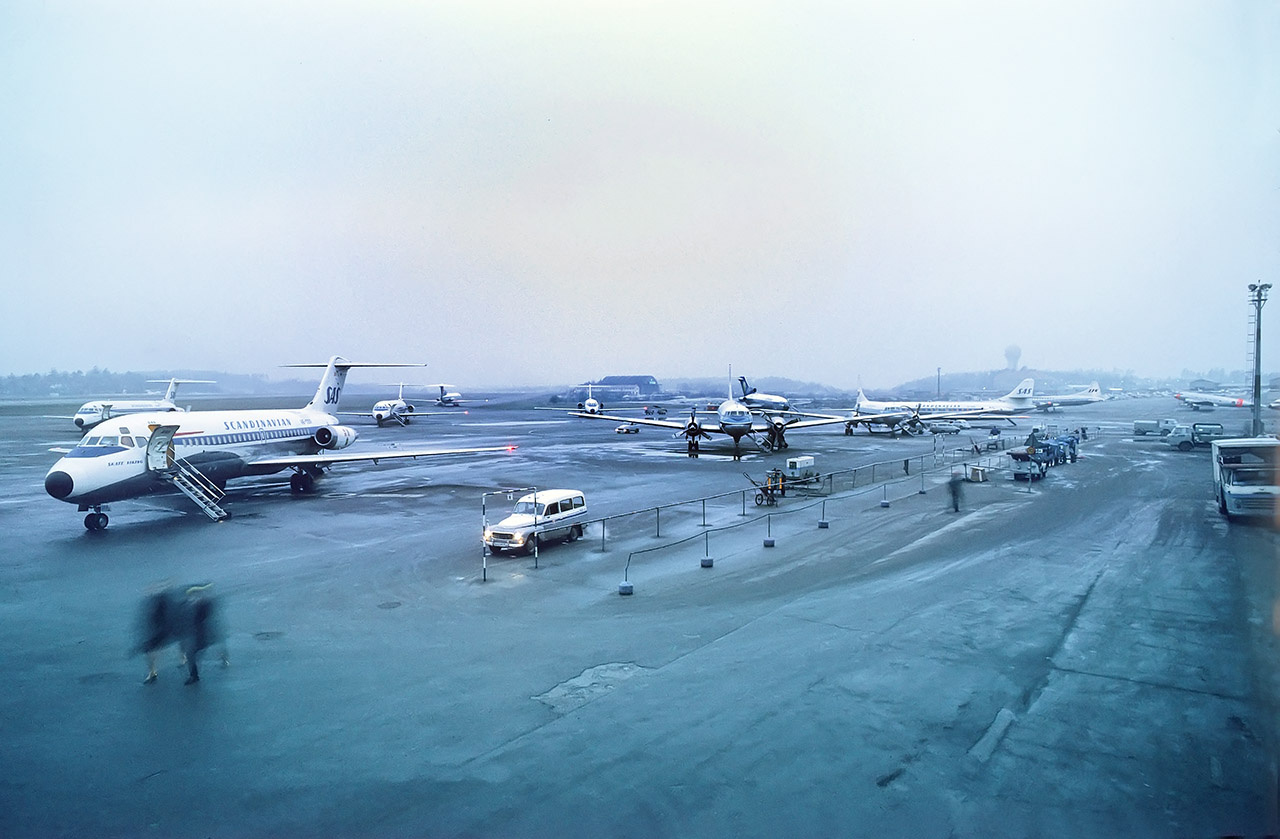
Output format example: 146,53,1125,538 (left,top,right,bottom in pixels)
0,369,294,399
